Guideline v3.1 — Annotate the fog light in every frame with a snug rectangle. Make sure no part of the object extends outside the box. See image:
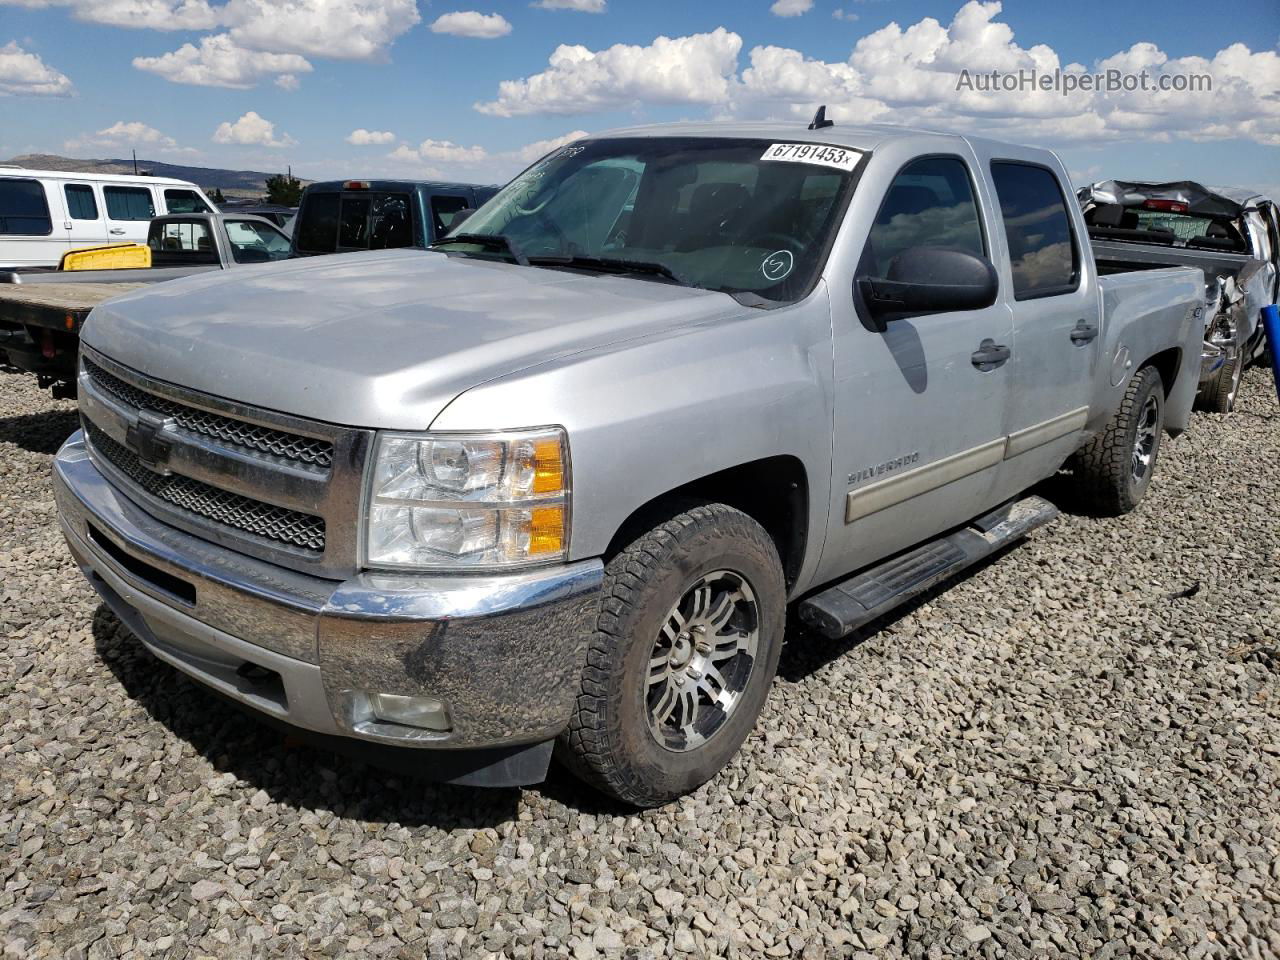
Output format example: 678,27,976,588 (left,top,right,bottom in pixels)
364,692,452,731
